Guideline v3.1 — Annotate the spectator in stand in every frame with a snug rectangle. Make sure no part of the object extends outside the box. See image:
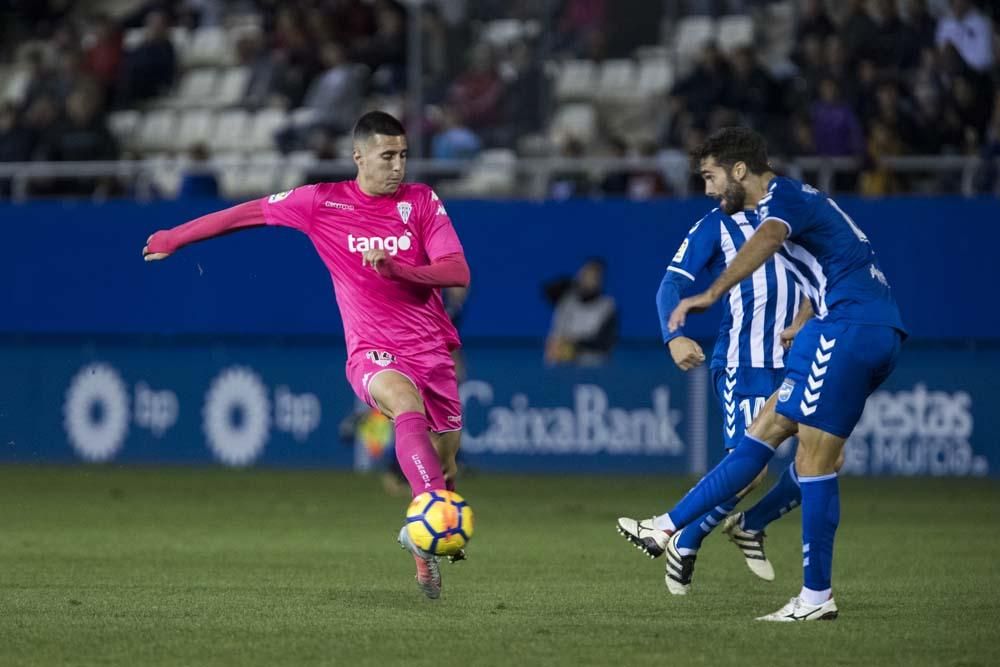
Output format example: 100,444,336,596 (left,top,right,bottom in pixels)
238,29,282,110
447,44,506,136
670,42,731,117
547,137,592,200
554,0,607,58
936,0,995,72
430,105,482,160
598,138,670,200
899,0,938,68
860,119,905,195
0,104,34,195
177,143,219,199
82,13,123,103
796,0,836,50
350,0,407,93
39,85,117,163
116,10,176,106
271,7,321,108
811,77,864,157
545,257,618,367
838,0,880,65
871,80,917,150
327,0,376,51
725,46,779,130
